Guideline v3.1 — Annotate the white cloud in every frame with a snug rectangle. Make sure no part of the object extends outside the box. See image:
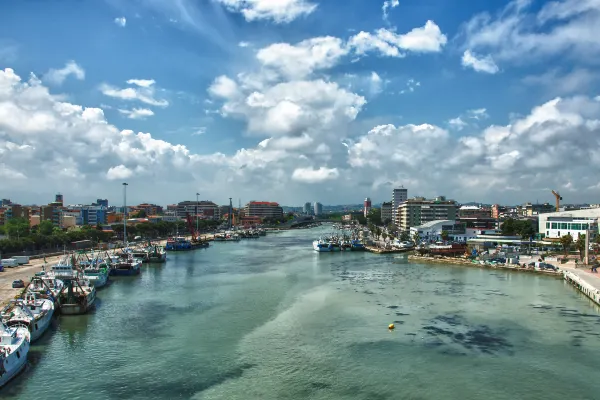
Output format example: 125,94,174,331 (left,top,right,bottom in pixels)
349,20,447,57
467,108,489,120
256,36,348,79
114,17,127,27
118,108,155,120
461,50,499,74
216,0,317,23
459,0,600,65
382,0,399,21
238,41,250,48
43,61,85,85
106,165,133,180
292,166,339,183
100,79,168,107
370,72,383,95
208,75,240,99
126,79,155,88
192,127,207,136
448,117,467,130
